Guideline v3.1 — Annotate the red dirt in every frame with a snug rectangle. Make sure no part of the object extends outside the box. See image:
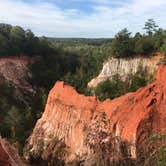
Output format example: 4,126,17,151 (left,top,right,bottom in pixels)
25,65,166,164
